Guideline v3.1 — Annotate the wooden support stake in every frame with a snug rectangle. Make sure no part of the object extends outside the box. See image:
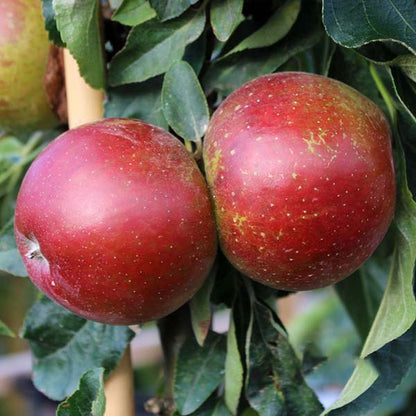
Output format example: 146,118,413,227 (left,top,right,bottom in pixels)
63,48,135,416
63,49,105,128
